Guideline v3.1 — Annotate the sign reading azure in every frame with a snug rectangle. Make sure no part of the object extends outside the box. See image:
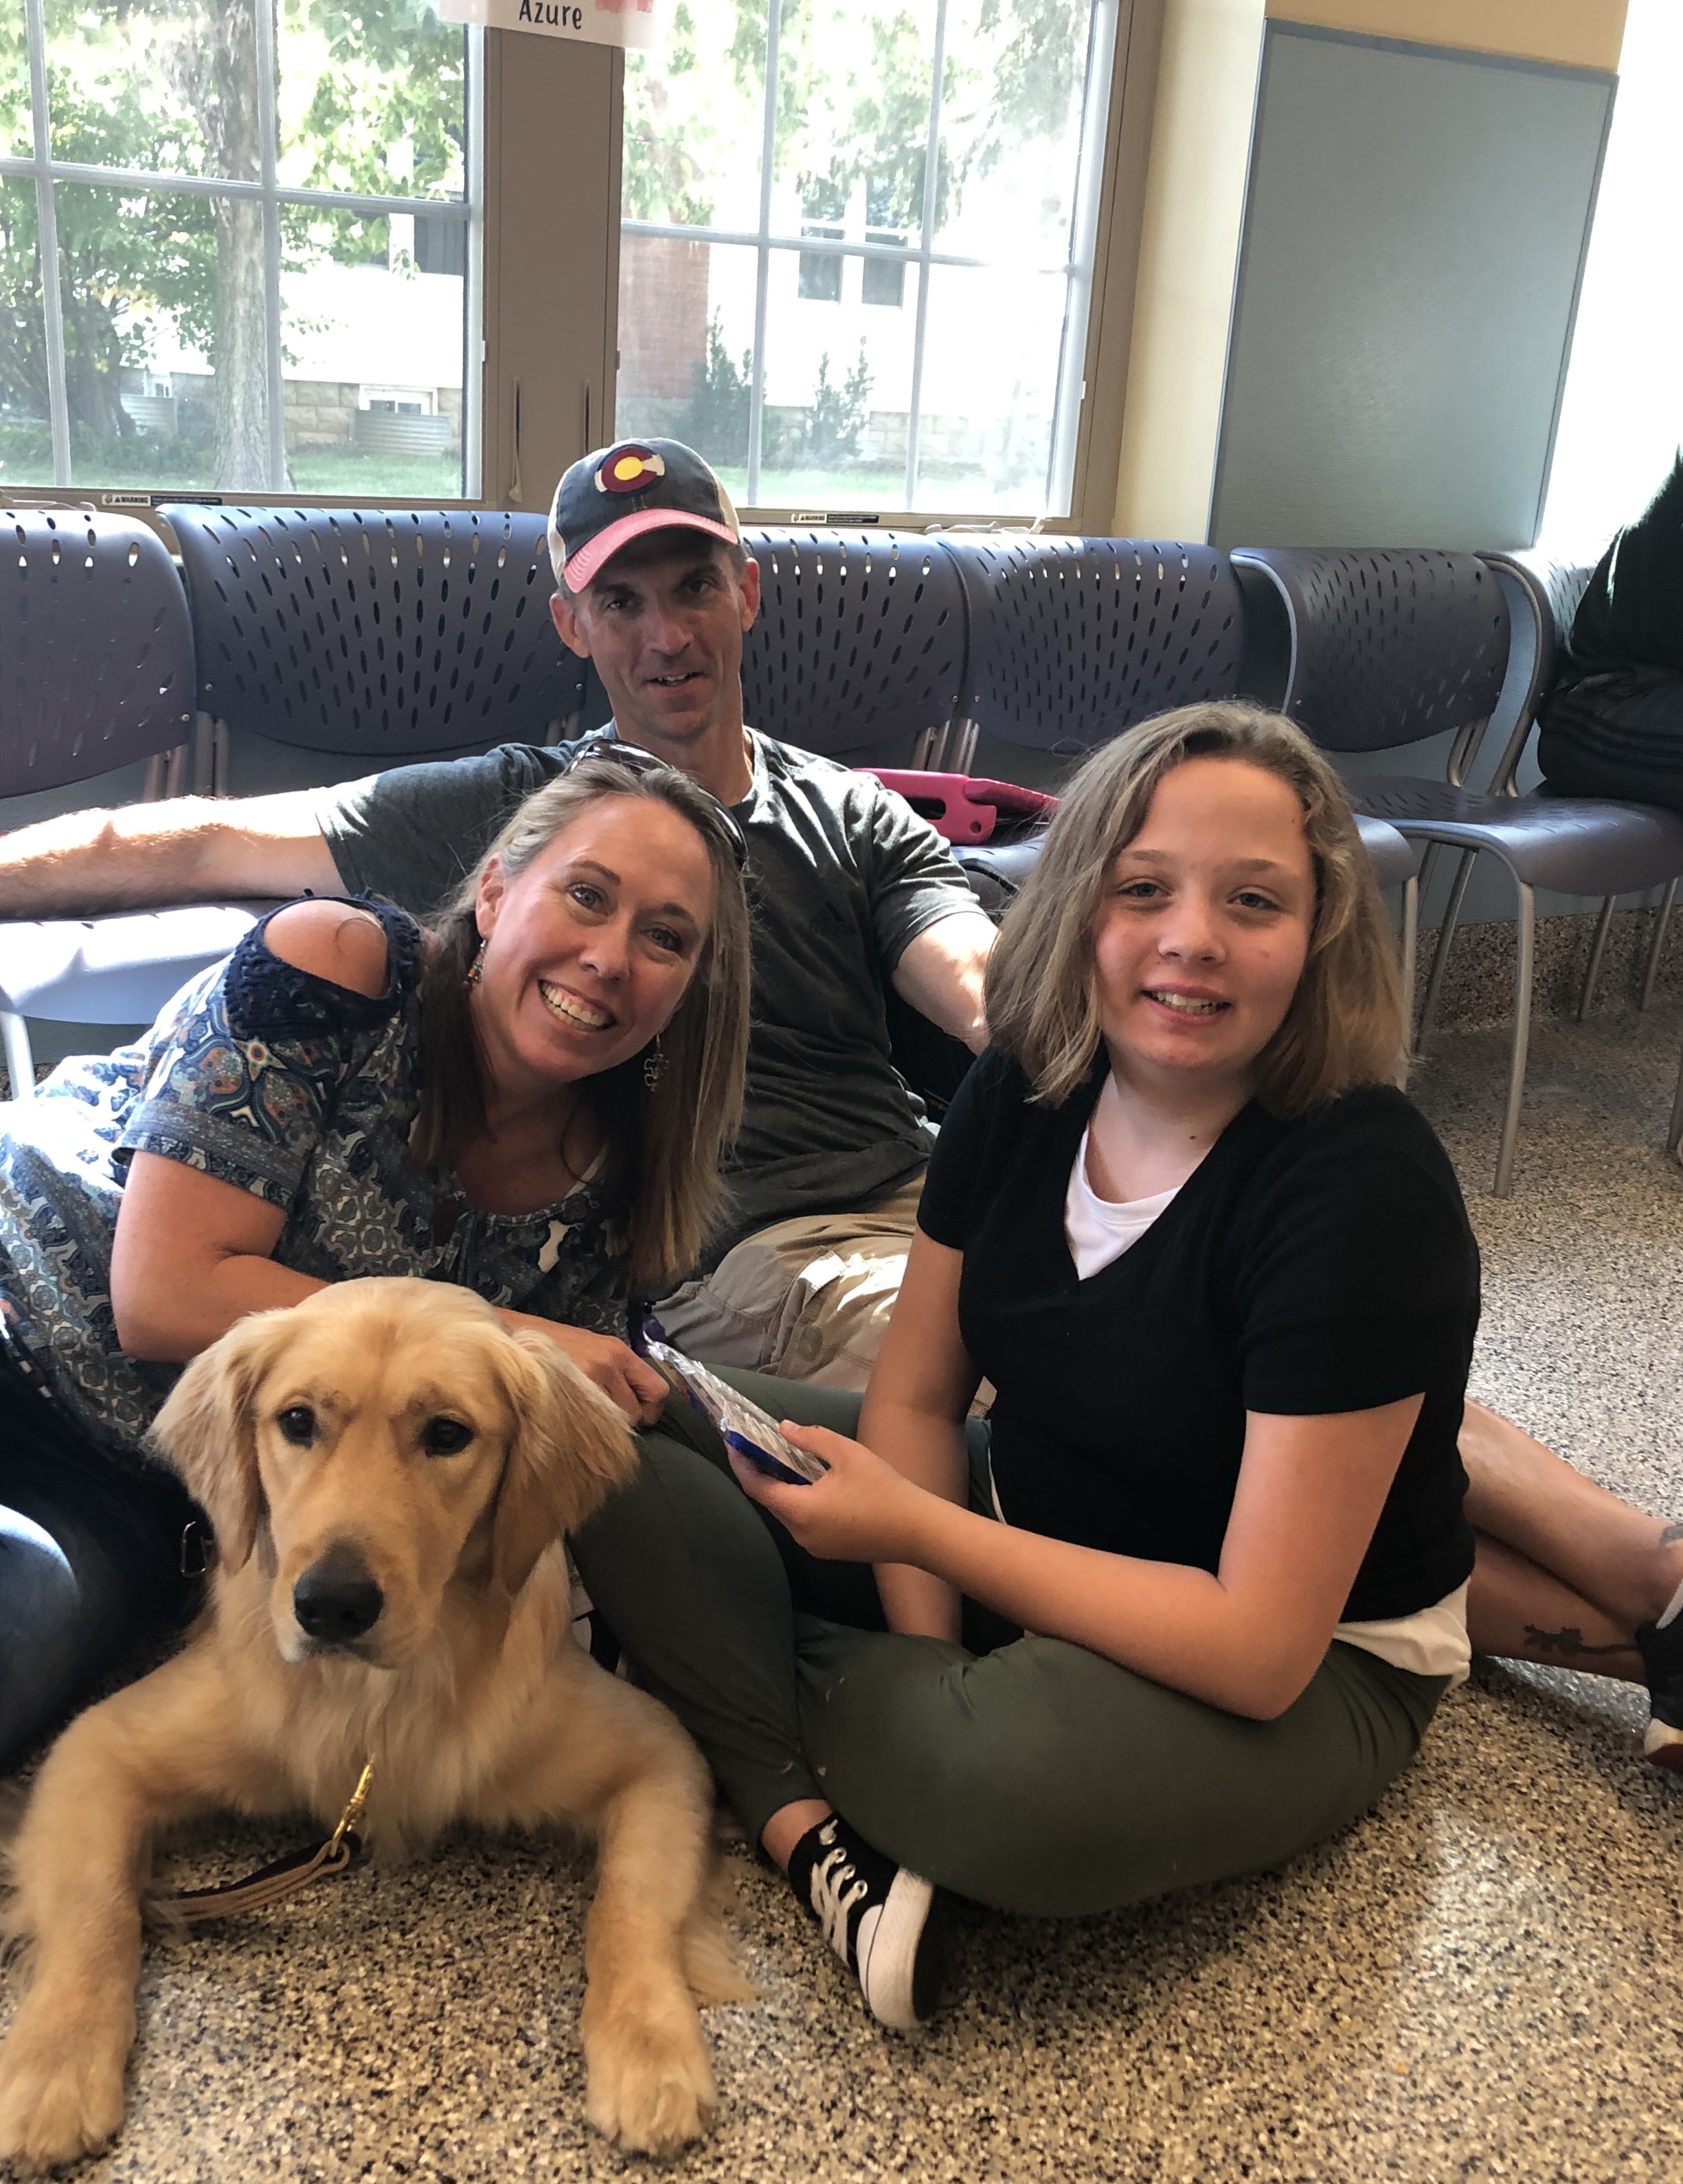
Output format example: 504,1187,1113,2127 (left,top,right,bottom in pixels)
436,0,656,47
